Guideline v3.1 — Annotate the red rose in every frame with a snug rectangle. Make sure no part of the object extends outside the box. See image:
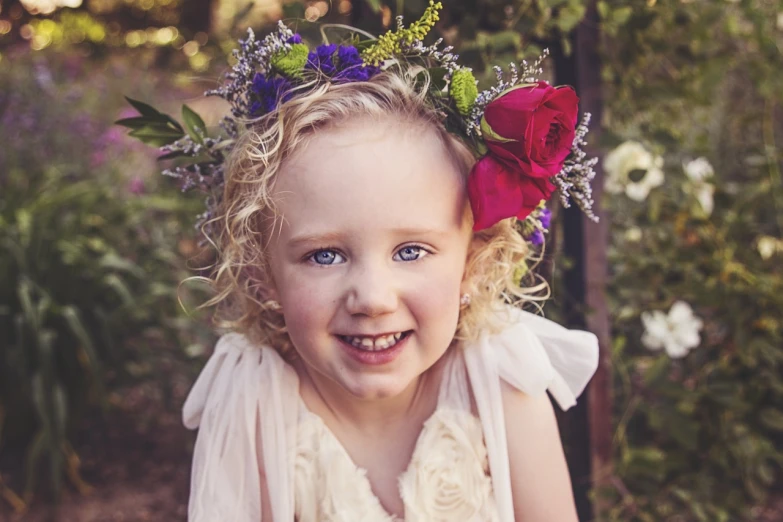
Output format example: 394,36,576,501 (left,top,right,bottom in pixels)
468,81,579,230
